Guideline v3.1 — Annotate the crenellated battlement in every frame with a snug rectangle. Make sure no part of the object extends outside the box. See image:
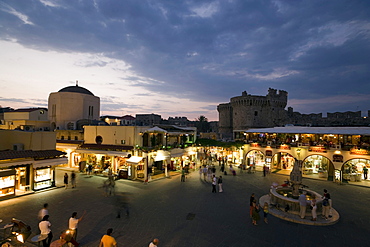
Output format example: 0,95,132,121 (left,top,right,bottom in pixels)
229,88,287,108
218,88,288,134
